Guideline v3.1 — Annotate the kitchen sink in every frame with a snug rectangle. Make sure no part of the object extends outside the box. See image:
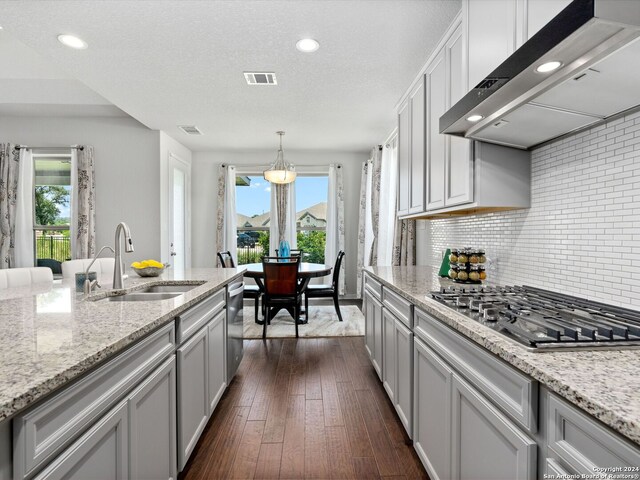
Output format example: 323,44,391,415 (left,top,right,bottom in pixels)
137,285,198,294
106,292,182,302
